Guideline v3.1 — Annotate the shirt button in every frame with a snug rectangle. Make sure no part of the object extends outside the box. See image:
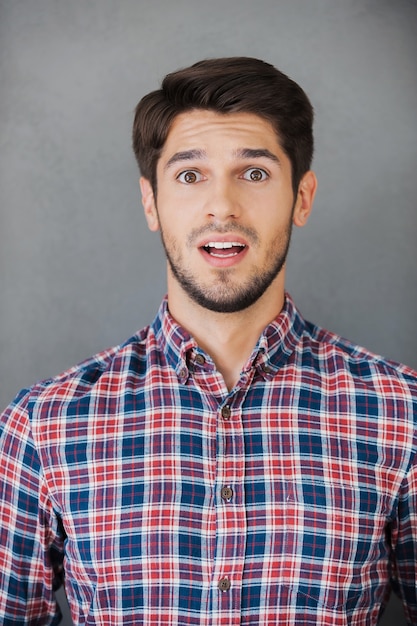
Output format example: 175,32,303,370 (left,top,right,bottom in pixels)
195,354,205,365
221,486,233,501
221,405,231,420
218,577,231,592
